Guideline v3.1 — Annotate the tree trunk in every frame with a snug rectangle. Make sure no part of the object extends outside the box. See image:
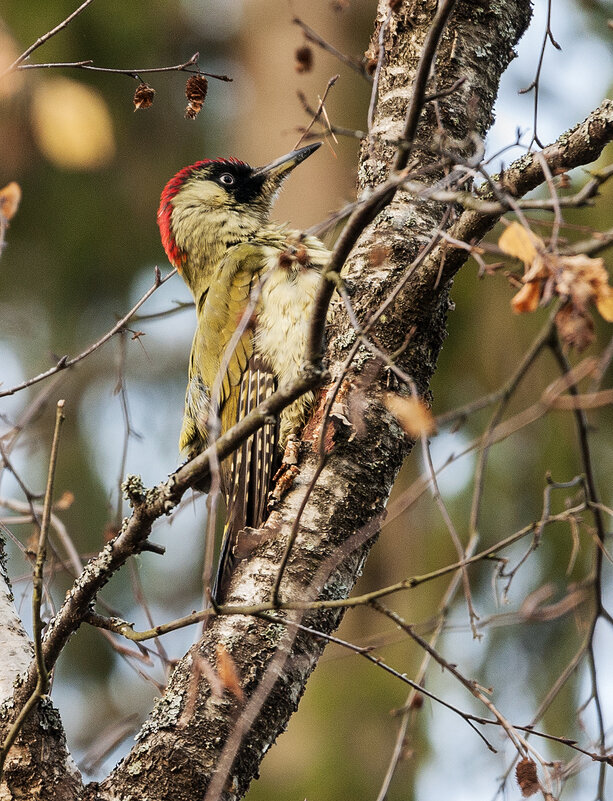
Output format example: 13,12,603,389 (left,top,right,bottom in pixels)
85,3,532,799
